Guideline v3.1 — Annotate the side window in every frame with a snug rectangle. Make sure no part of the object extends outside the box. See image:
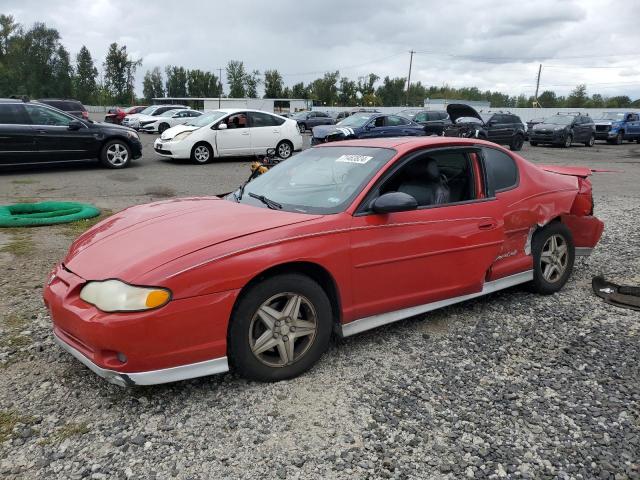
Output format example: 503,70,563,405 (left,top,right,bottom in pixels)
630,114,639,122
270,114,285,126
373,116,385,127
226,112,248,128
414,112,428,122
375,150,476,208
0,104,30,124
25,104,73,126
482,148,518,194
385,115,409,126
249,111,277,128
190,111,202,117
